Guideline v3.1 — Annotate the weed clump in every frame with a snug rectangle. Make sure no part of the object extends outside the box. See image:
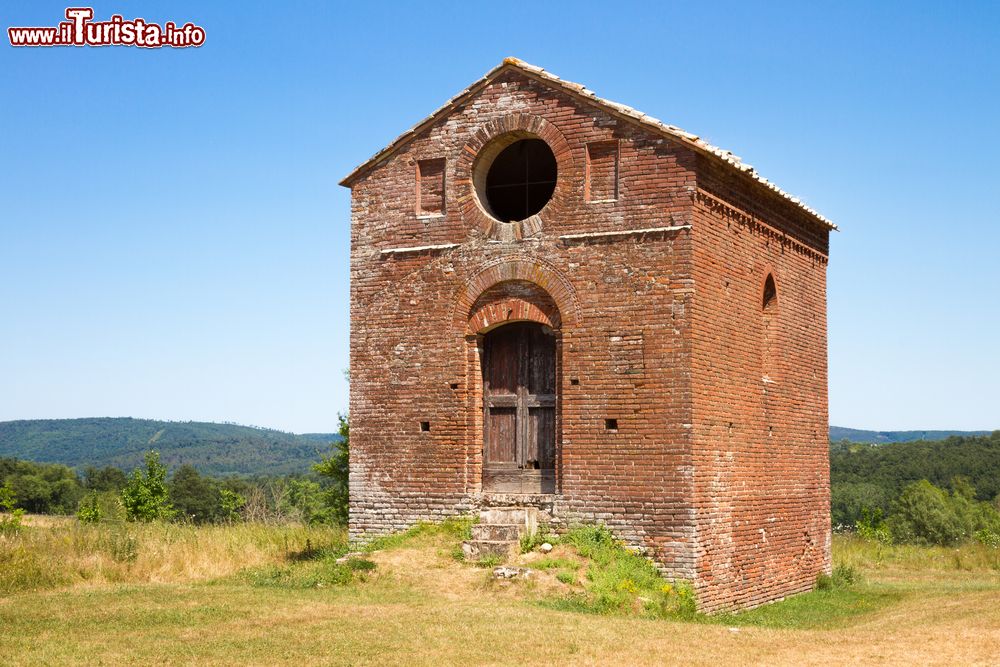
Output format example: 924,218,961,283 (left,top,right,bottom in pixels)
519,525,559,554
244,555,376,589
816,563,860,591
